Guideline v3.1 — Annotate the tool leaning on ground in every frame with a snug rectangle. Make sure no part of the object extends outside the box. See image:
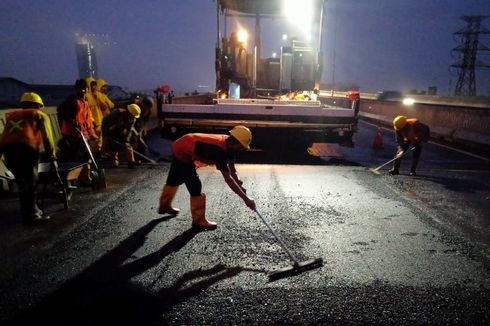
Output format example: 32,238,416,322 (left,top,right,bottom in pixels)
254,209,323,281
76,127,107,190
51,161,69,209
370,146,416,174
108,138,158,164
